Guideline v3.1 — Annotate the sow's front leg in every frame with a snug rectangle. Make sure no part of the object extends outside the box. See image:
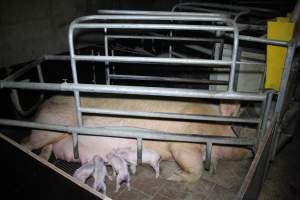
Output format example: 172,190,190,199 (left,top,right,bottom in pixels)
168,143,203,182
